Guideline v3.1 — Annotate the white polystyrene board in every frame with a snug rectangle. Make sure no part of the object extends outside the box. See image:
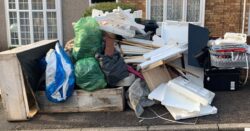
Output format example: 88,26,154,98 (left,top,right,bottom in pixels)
152,35,165,47
166,105,217,120
161,22,189,45
148,83,166,102
224,32,247,43
139,45,187,69
143,44,177,59
99,25,135,38
92,9,105,17
185,74,203,88
167,77,215,106
161,84,201,112
93,7,145,38
133,10,143,18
